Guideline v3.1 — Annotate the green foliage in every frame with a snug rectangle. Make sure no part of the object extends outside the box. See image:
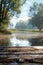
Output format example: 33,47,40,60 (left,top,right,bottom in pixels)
15,20,38,30
0,0,26,19
15,21,27,30
0,0,26,32
30,2,39,16
30,2,43,31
